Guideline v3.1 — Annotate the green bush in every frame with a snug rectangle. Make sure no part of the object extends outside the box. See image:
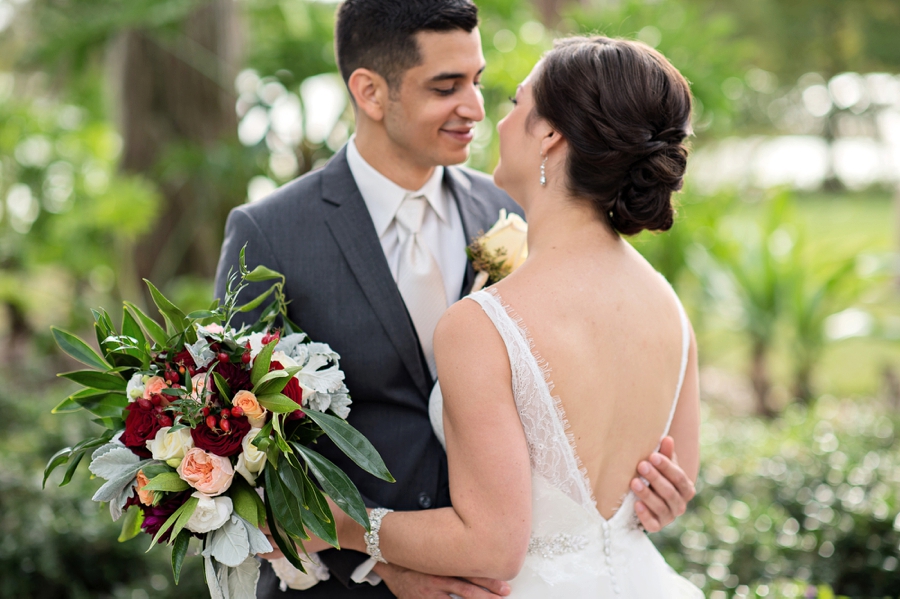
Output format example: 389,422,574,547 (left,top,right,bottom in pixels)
653,397,900,598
